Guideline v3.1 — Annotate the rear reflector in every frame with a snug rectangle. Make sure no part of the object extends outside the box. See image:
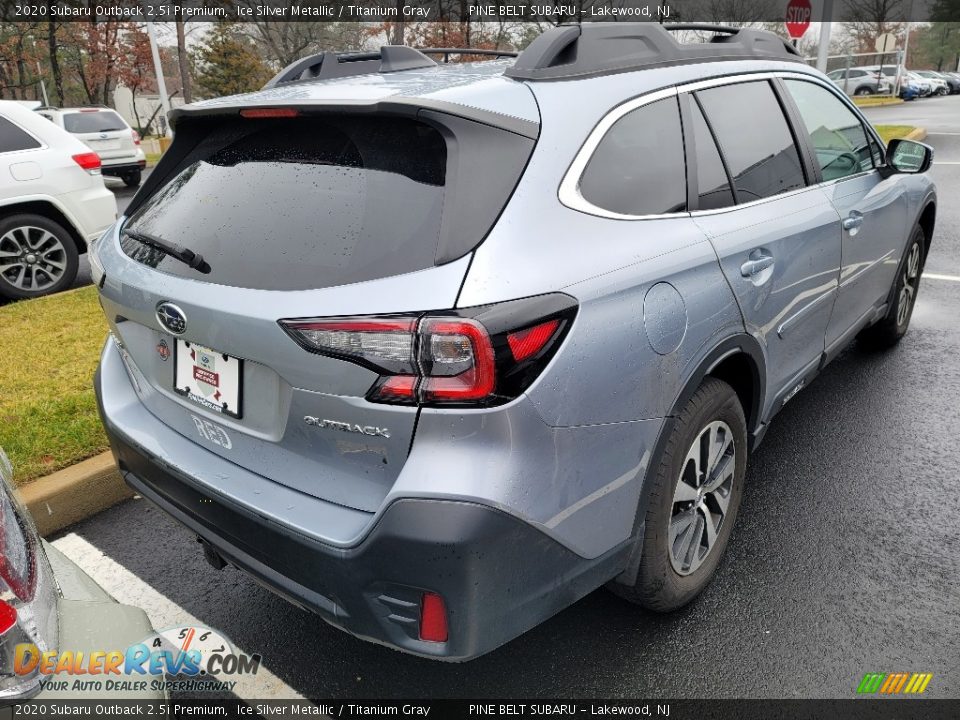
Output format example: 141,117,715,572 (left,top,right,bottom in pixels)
419,592,448,643
72,152,101,173
508,319,560,362
240,108,300,119
0,600,15,635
